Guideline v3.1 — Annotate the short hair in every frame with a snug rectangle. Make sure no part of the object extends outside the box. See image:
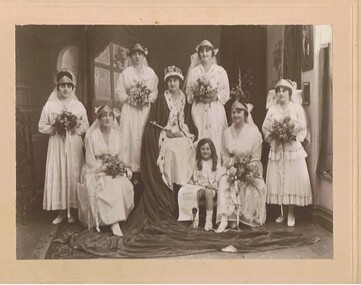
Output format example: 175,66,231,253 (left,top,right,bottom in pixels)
97,105,114,120
197,45,215,57
231,100,249,119
166,75,182,84
275,85,293,97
